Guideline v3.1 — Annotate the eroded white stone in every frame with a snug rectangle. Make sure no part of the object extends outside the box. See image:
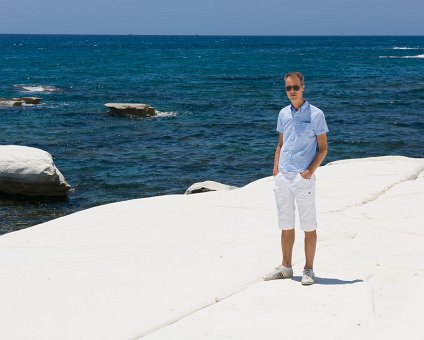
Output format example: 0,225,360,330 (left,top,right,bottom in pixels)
0,156,423,339
185,180,238,194
0,145,72,197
